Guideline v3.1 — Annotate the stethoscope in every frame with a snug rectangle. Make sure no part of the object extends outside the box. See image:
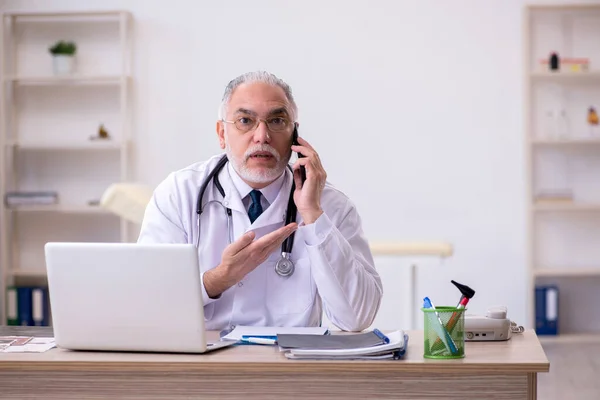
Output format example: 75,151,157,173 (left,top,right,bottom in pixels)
195,154,298,277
